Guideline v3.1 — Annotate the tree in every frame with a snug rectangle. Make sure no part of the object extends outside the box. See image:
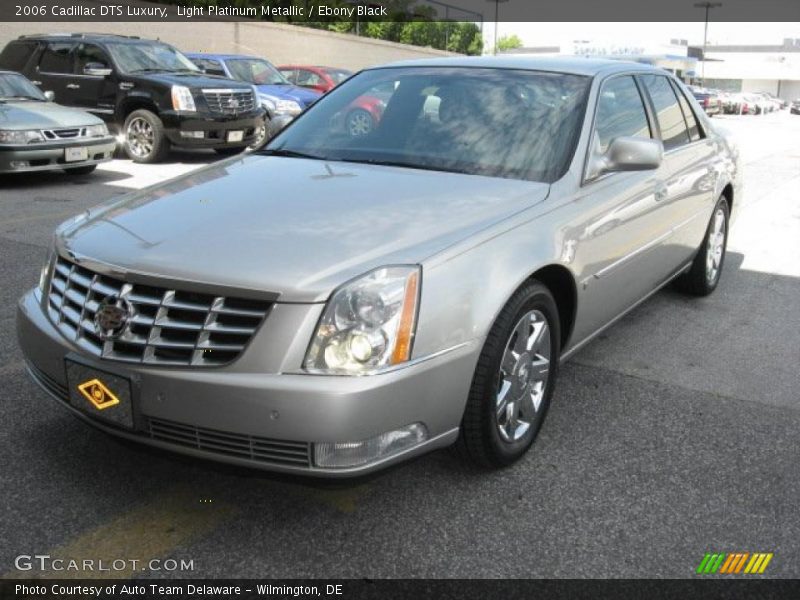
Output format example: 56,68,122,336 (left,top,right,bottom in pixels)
496,34,523,52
